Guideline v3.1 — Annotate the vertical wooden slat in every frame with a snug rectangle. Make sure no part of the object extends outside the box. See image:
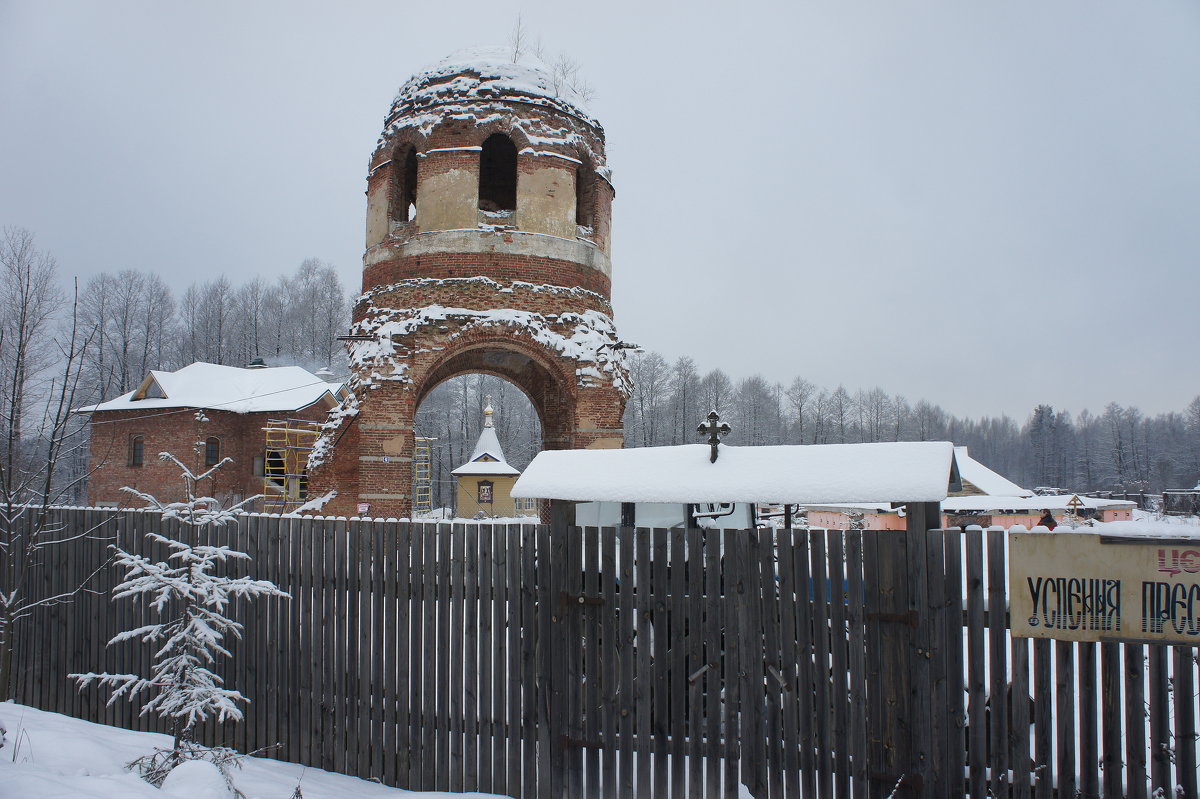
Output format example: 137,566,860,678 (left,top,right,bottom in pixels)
586,525,602,796
1148,645,1170,794
618,525,636,797
357,519,373,780
391,522,409,788
942,530,965,799
1054,641,1077,799
435,523,452,790
1032,638,1053,799
407,522,425,787
493,523,510,793
463,523,479,792
538,522,559,799
506,524,524,798
776,528,801,799
722,528,743,799
1173,645,1198,798
334,518,350,777
1011,636,1031,799
520,524,538,797
321,517,338,771
966,531,987,798
1078,641,1098,799
650,527,669,799
829,530,850,799
925,530,949,798
986,529,1009,798
797,529,818,799
811,531,832,798
669,526,688,797
1100,642,1122,799
1123,643,1147,799
602,525,621,799
421,523,439,789
847,528,869,798
477,523,494,792
449,522,465,792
